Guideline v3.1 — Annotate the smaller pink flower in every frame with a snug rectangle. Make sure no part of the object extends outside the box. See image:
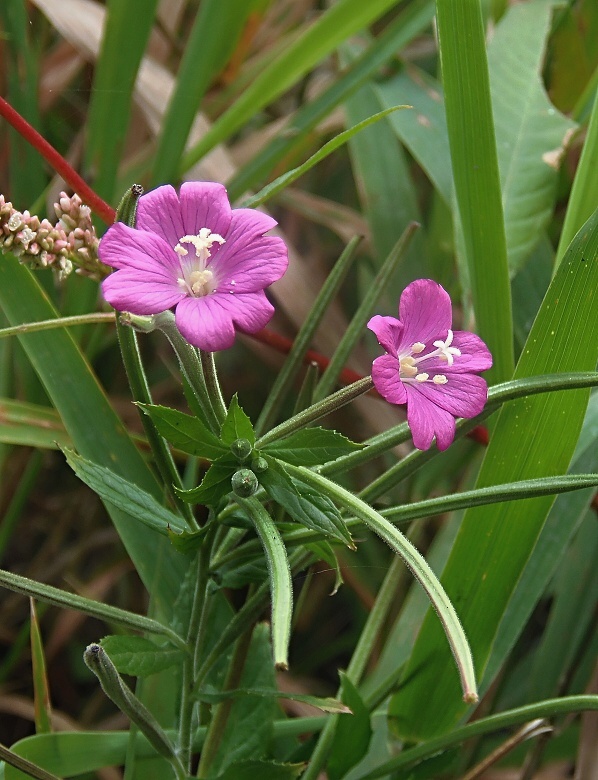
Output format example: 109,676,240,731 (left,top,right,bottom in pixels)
99,182,288,351
367,279,492,451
